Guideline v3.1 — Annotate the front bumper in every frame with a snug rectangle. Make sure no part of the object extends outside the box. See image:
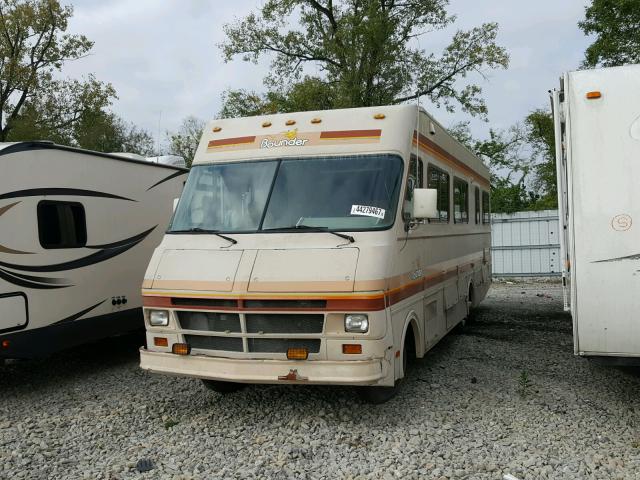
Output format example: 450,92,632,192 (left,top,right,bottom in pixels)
139,347,388,385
